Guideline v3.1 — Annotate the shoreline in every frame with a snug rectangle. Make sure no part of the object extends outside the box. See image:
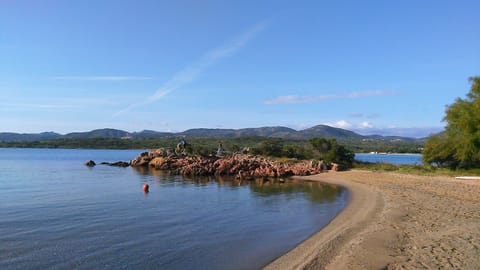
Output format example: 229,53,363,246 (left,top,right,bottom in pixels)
265,170,480,269
264,171,386,269
355,152,422,156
